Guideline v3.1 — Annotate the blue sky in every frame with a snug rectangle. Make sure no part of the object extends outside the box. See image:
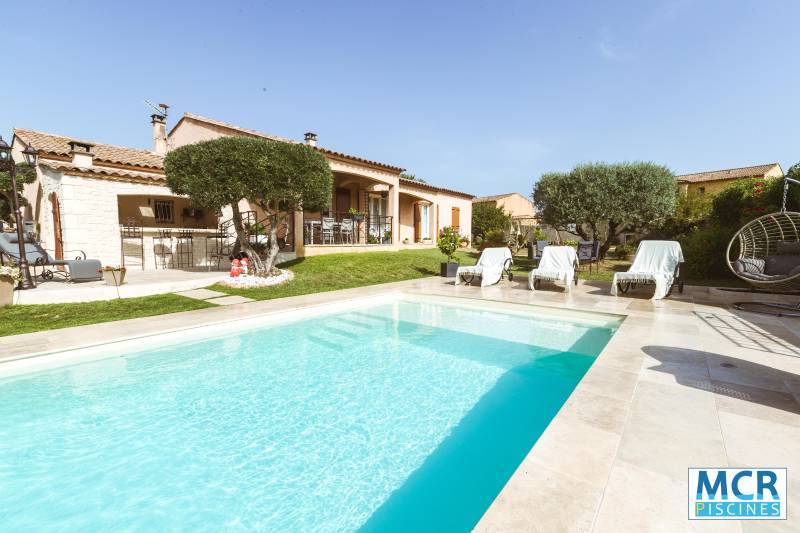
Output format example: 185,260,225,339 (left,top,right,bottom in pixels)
1,0,798,197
